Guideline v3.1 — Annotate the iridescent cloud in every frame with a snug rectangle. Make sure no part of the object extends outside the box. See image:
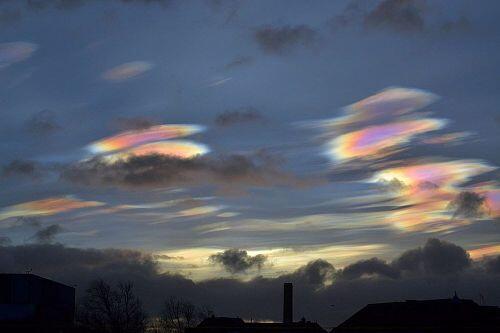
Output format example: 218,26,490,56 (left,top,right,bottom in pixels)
371,160,494,191
0,42,37,69
102,61,153,81
0,197,104,221
422,132,473,145
471,185,500,218
369,160,495,232
327,119,446,161
105,140,210,161
468,244,500,259
330,87,438,129
485,189,500,218
88,124,205,154
347,87,438,115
